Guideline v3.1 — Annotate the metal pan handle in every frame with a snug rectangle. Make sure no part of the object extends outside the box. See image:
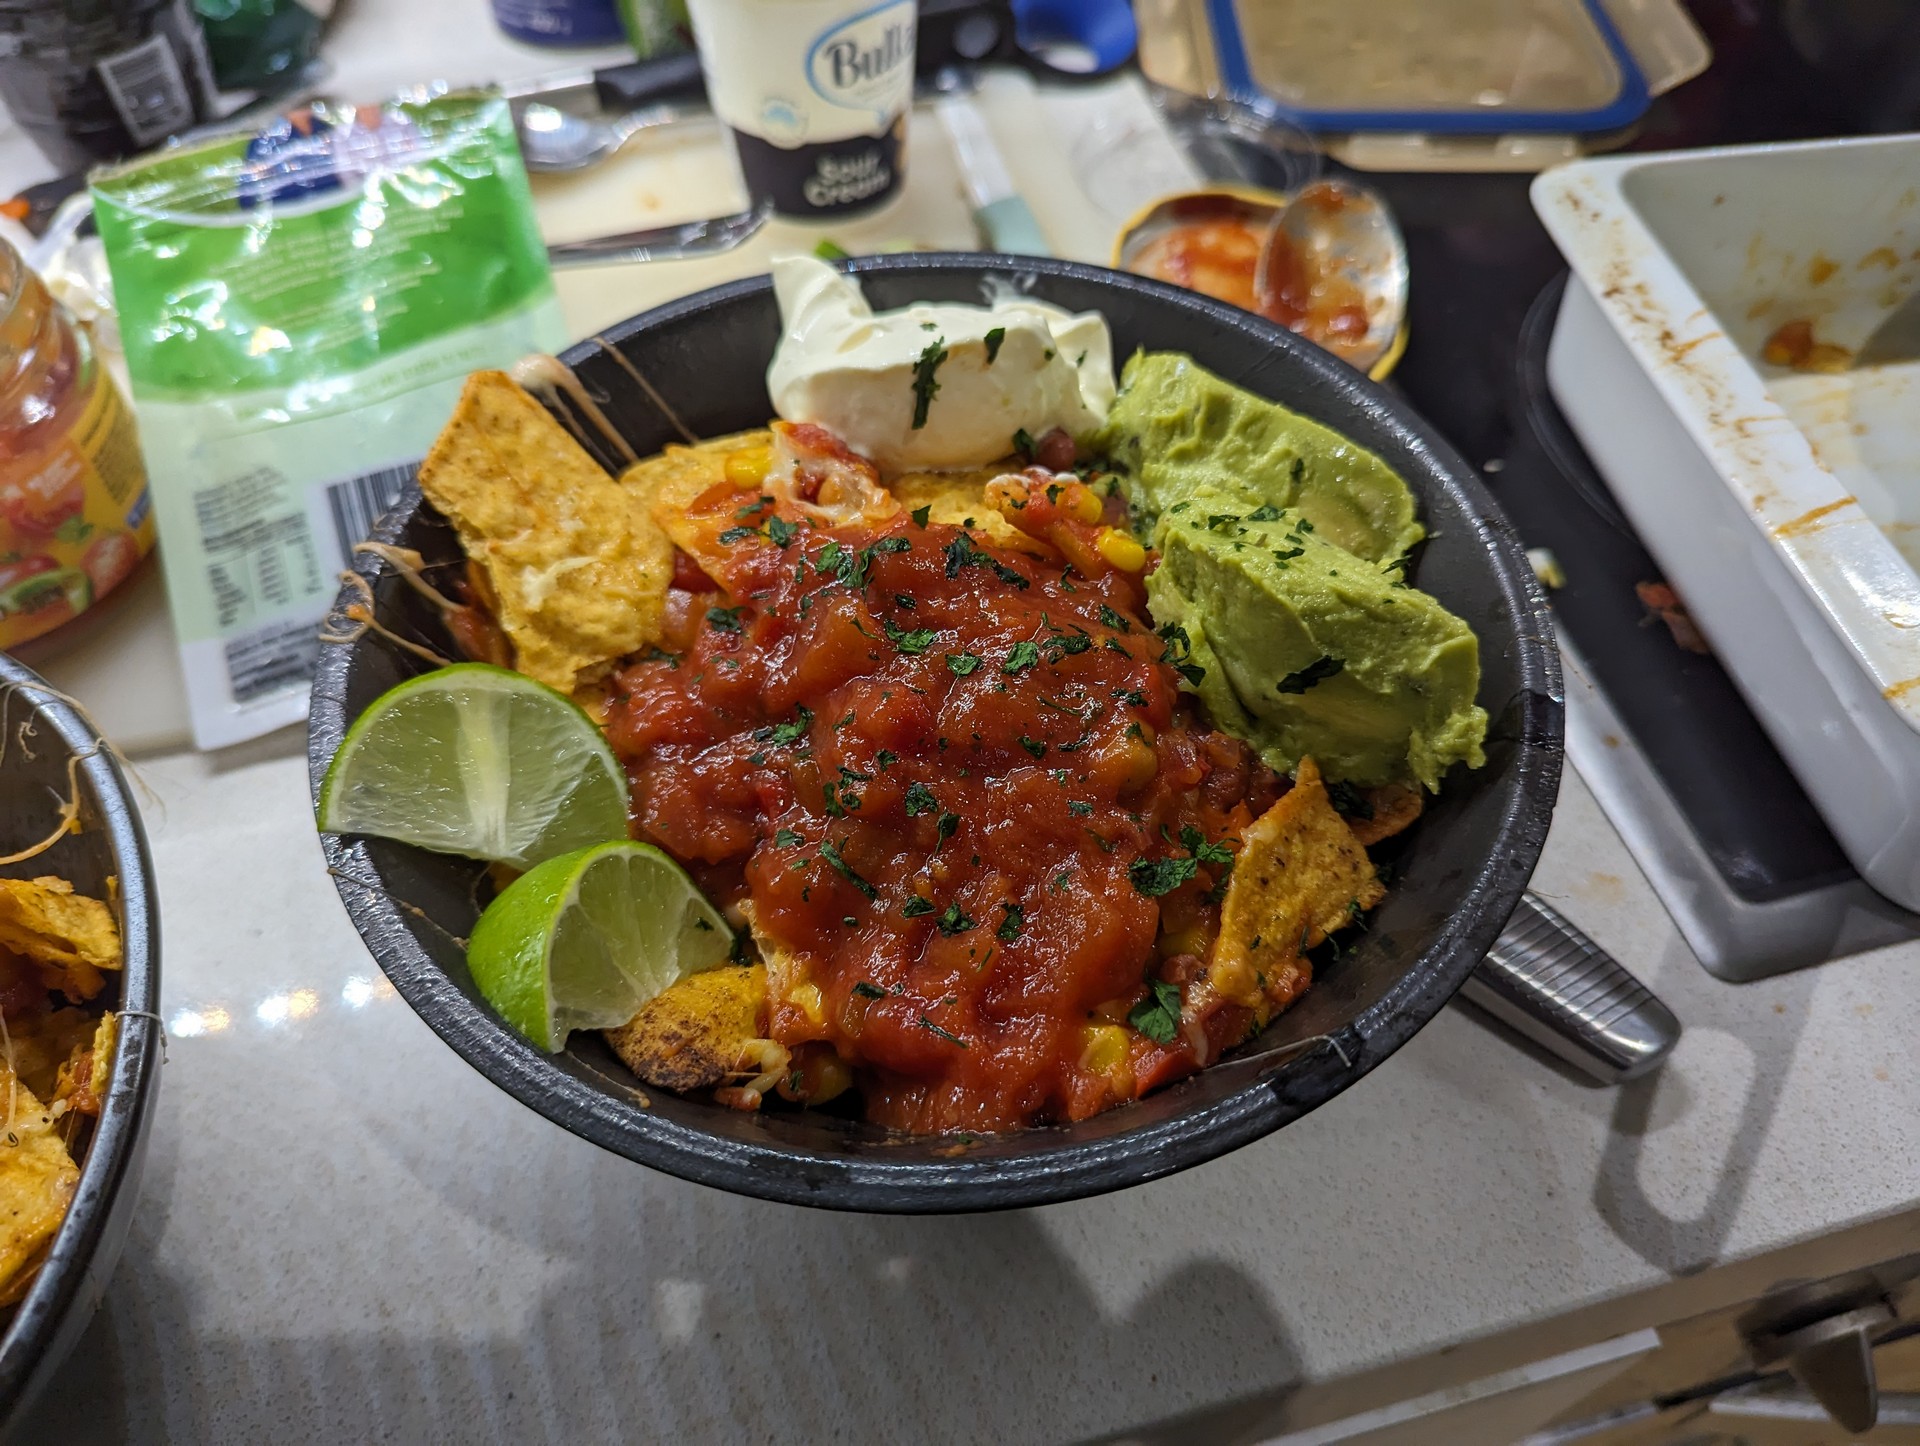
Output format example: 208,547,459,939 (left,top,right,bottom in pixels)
1459,892,1681,1084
